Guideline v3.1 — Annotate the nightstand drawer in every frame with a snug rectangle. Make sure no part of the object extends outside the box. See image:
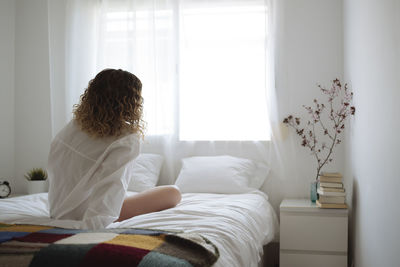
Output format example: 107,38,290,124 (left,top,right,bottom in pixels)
280,252,347,267
280,213,347,252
